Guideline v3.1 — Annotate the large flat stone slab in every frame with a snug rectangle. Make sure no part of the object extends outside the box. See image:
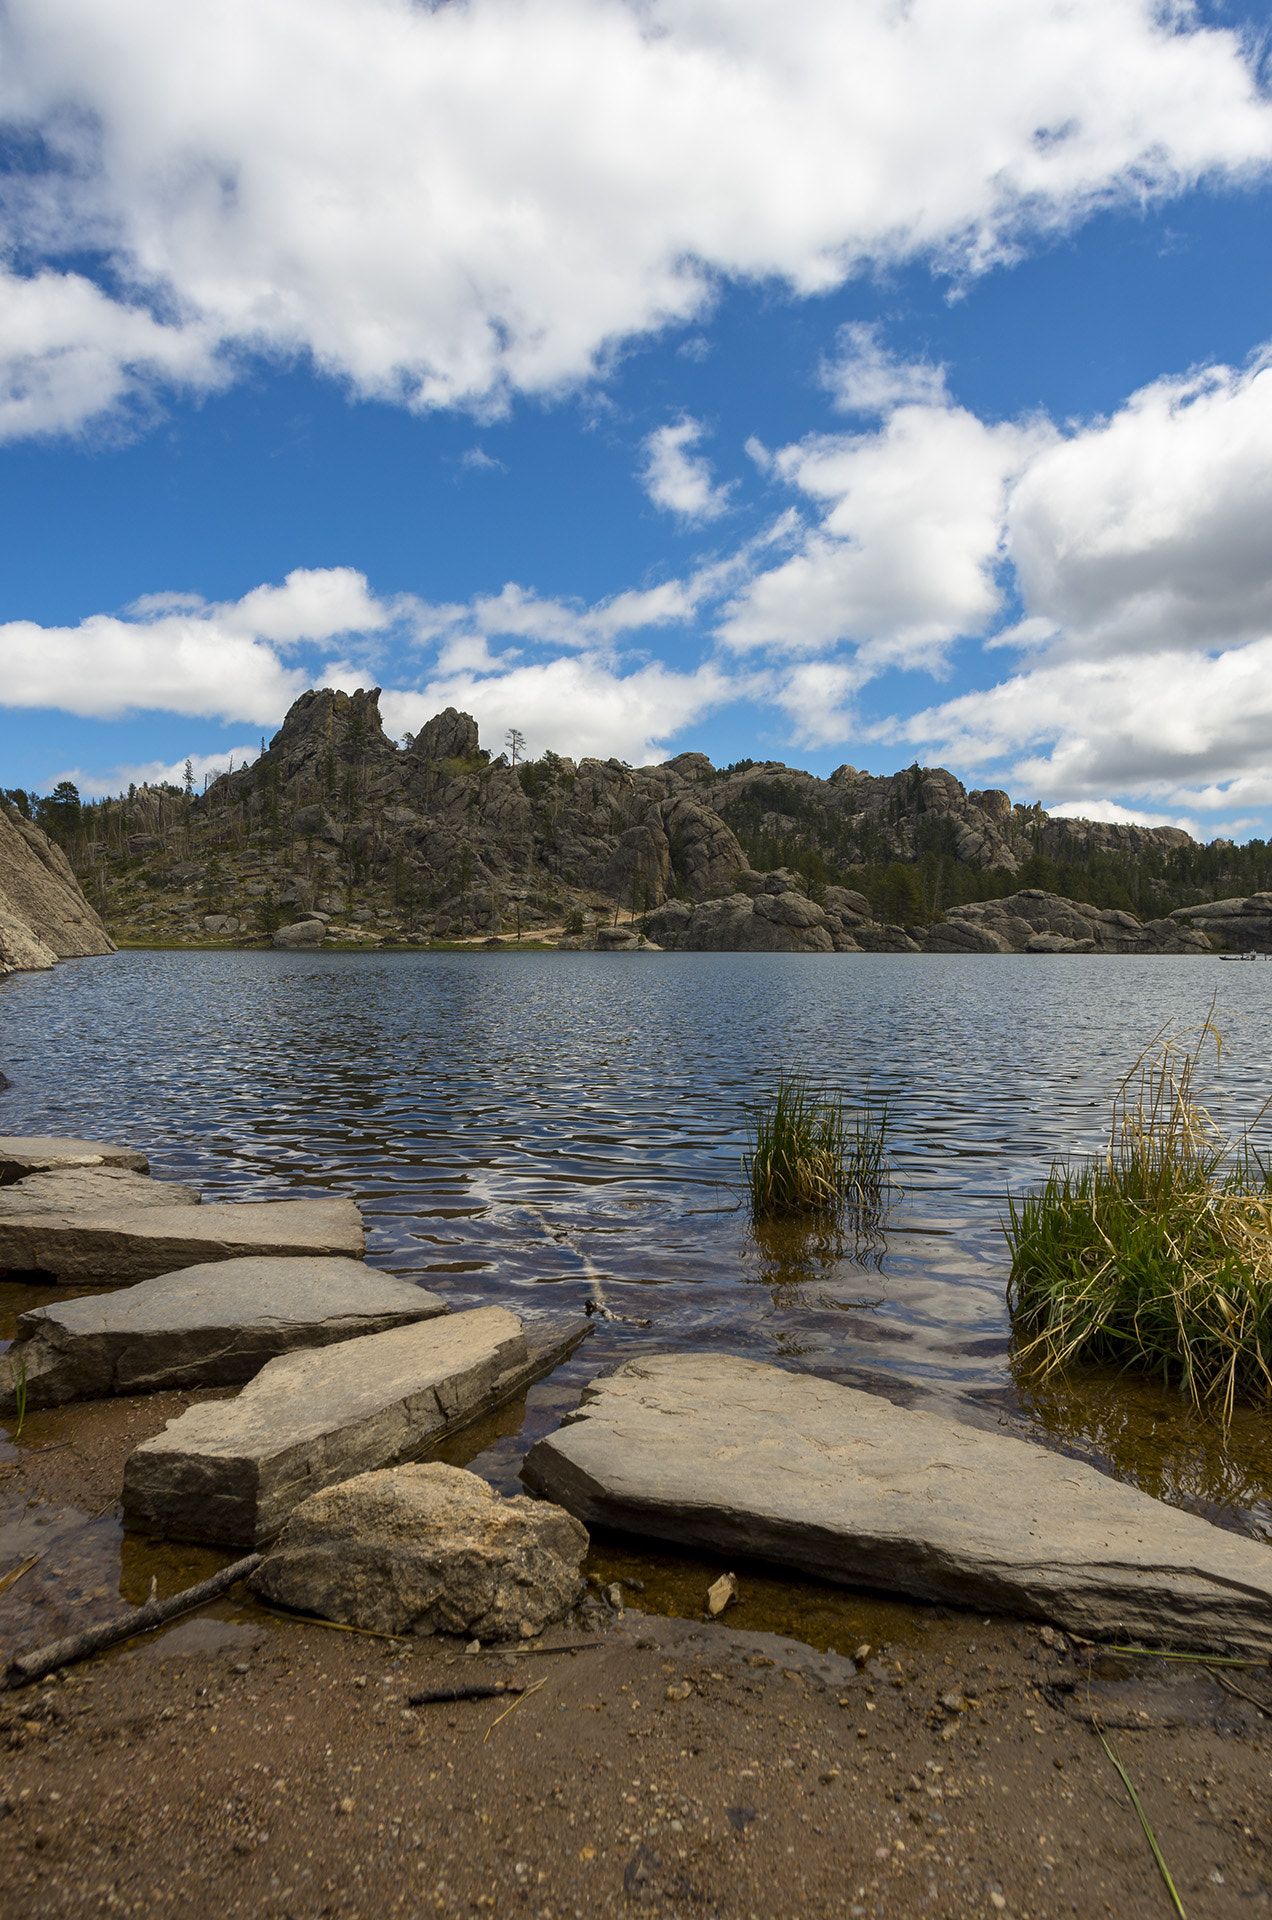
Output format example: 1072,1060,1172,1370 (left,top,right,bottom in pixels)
522,1354,1272,1657
0,1197,365,1283
0,1257,448,1413
0,1167,200,1215
0,1136,149,1183
123,1307,590,1548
